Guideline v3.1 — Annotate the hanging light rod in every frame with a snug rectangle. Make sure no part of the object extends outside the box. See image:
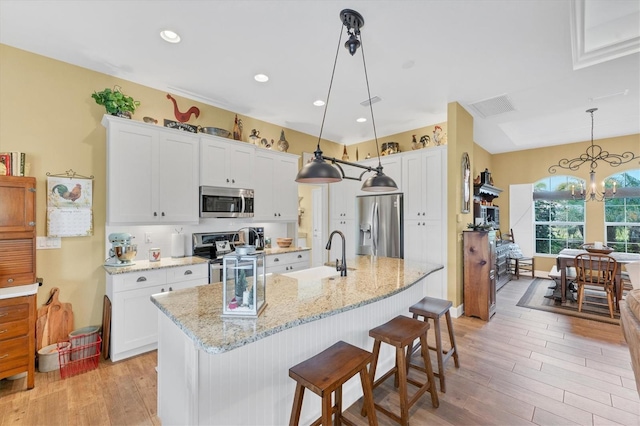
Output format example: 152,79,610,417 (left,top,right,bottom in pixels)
295,9,398,192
